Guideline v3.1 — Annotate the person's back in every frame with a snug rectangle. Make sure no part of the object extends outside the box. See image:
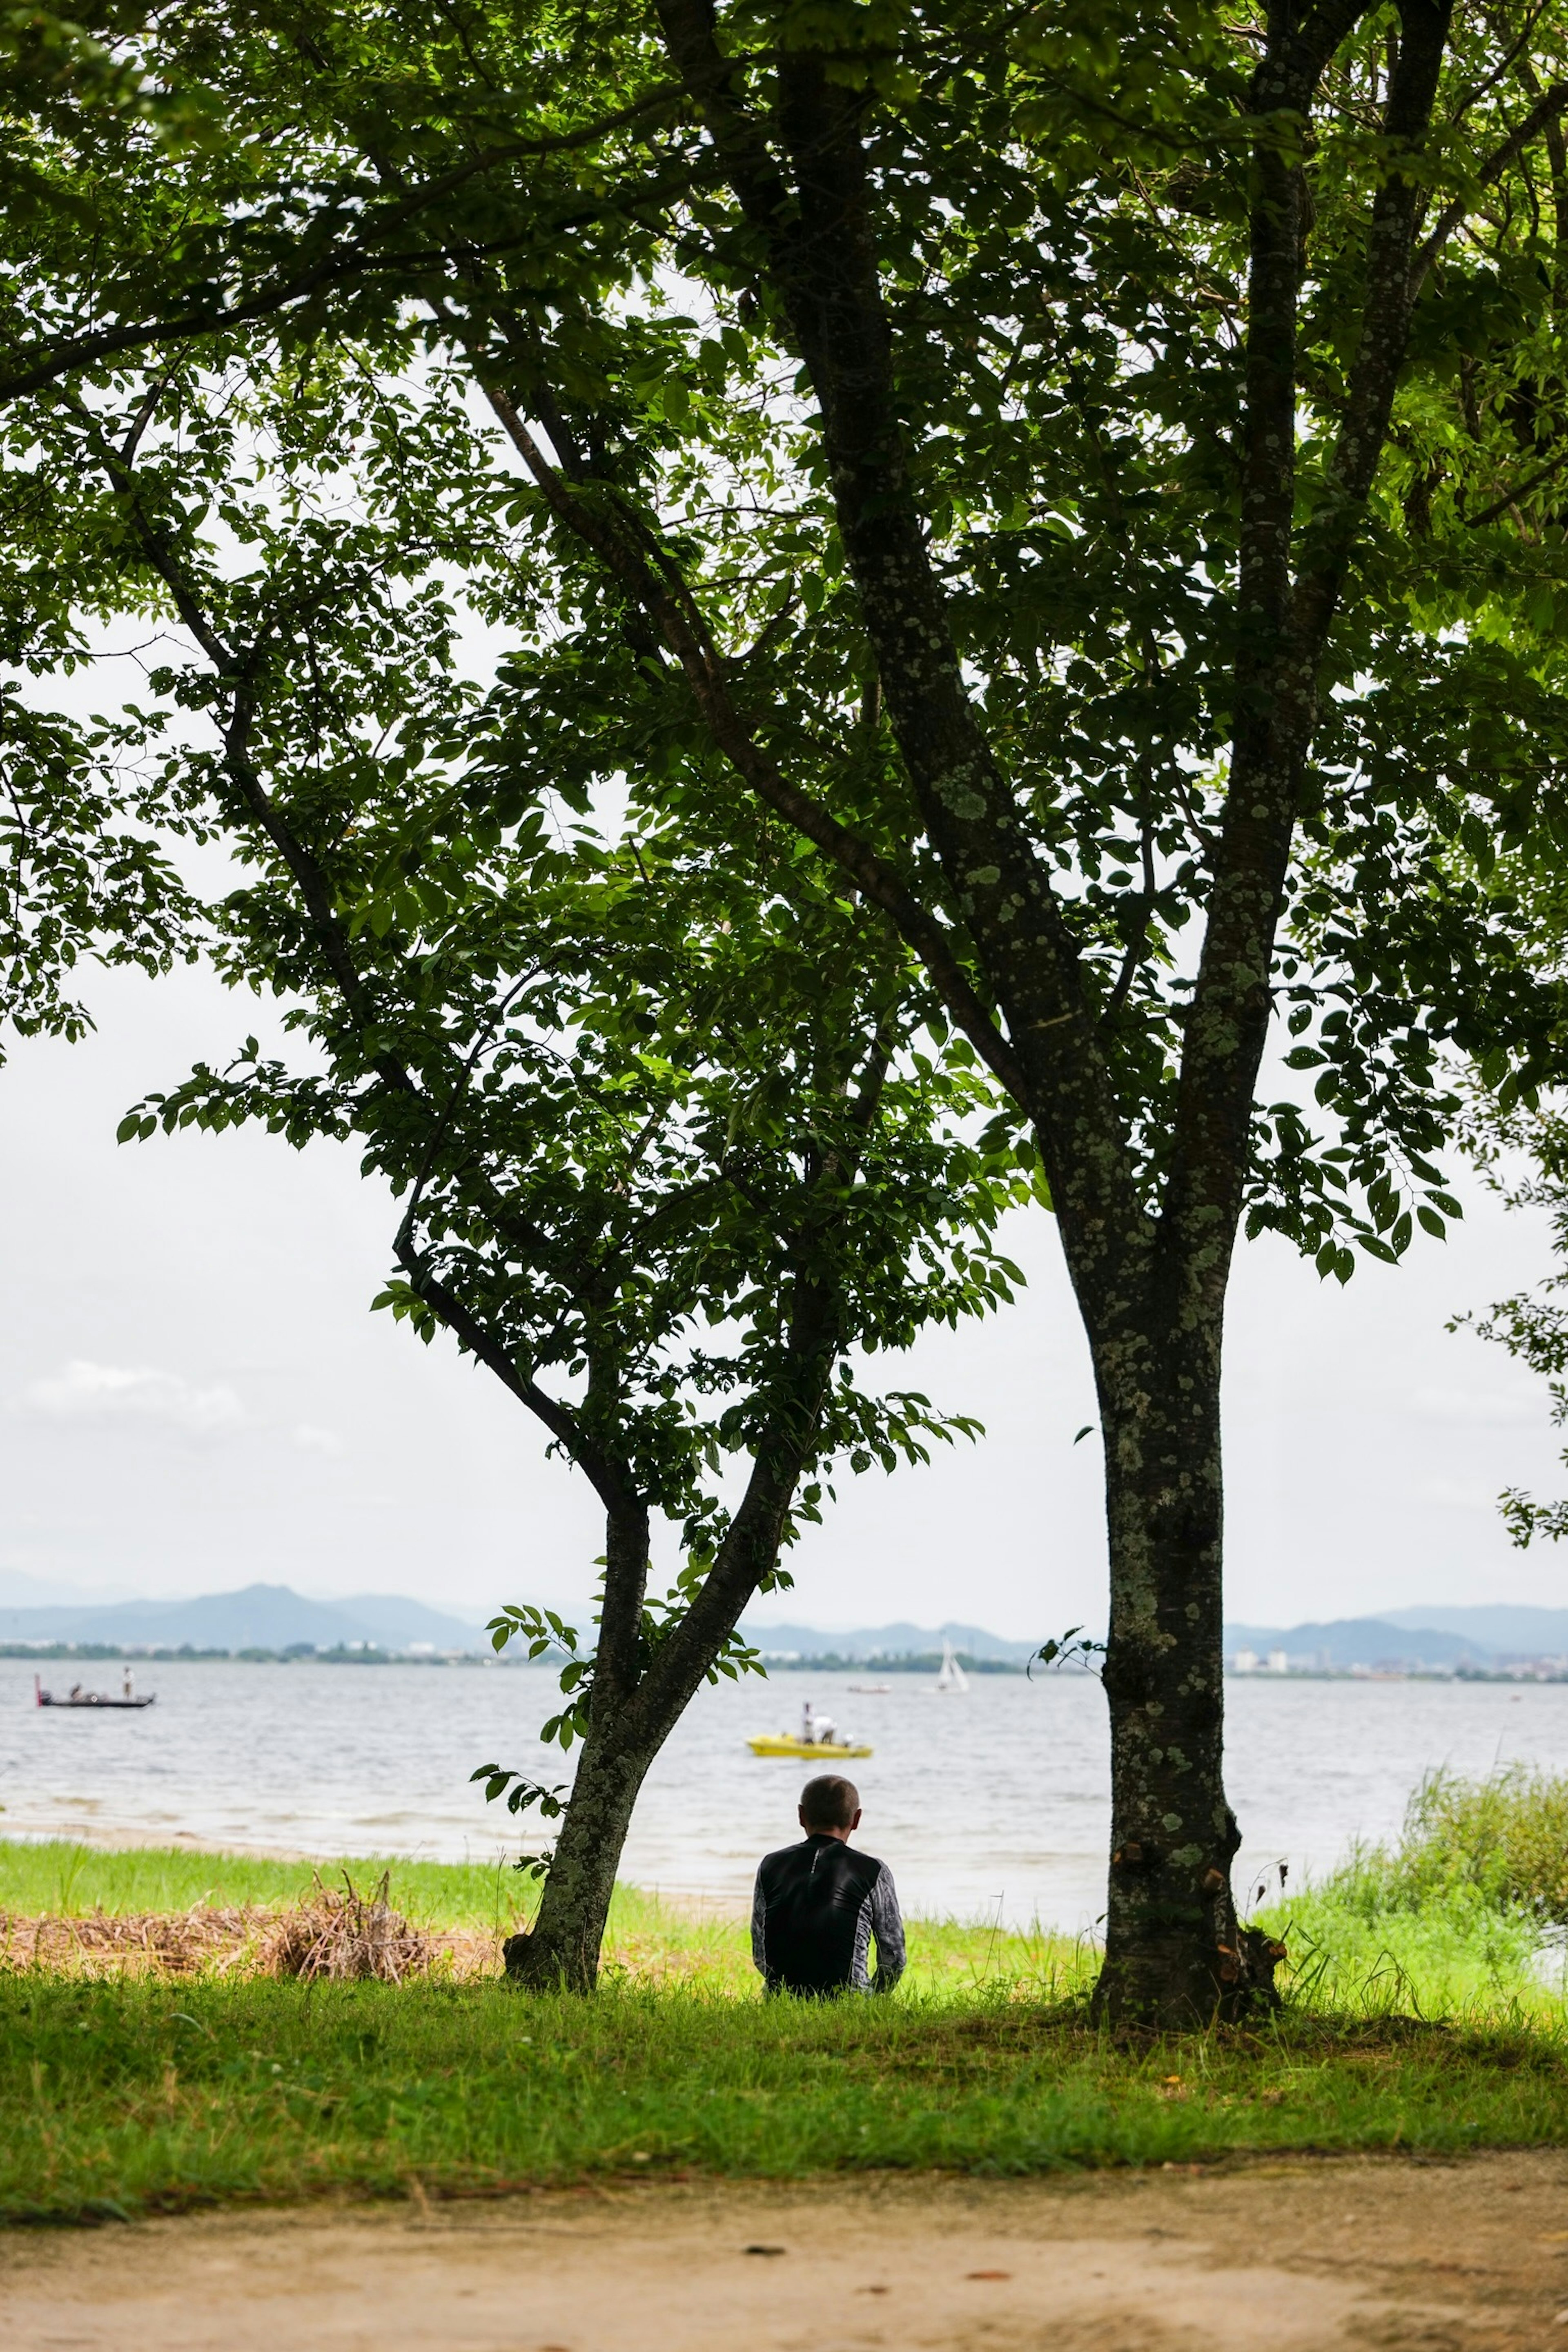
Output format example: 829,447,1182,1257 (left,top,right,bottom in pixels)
752,1773,905,1996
